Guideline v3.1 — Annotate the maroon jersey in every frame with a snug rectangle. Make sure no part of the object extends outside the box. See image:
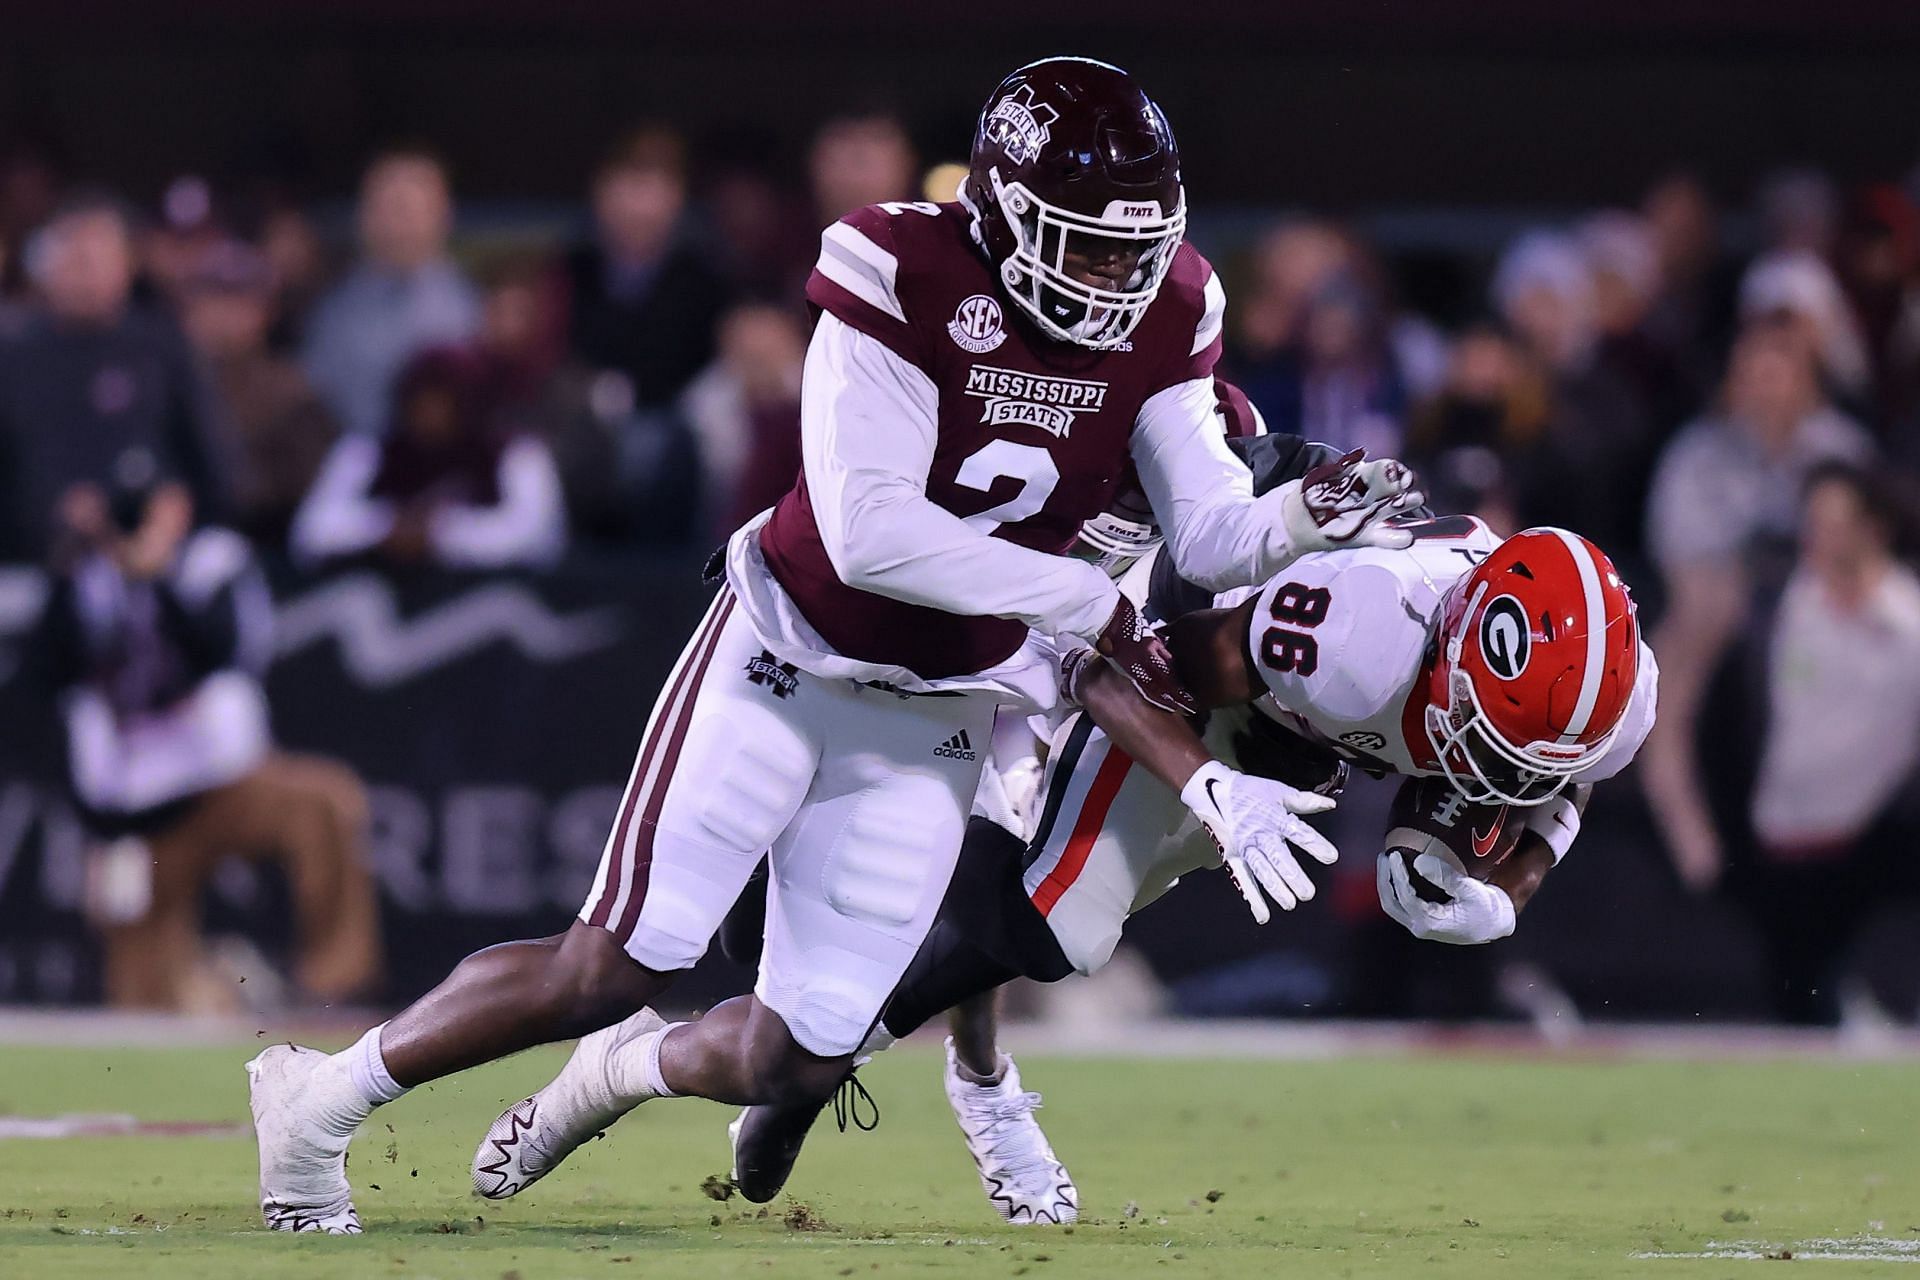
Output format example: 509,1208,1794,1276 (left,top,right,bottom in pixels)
760,201,1222,679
